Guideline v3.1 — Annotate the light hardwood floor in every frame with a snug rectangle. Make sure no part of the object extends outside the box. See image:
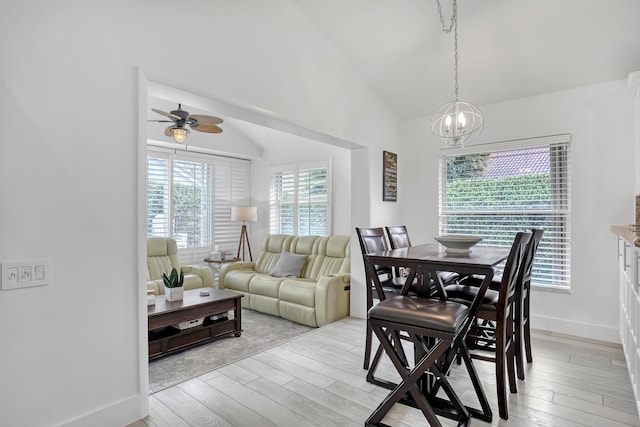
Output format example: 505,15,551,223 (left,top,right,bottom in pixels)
130,317,639,426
